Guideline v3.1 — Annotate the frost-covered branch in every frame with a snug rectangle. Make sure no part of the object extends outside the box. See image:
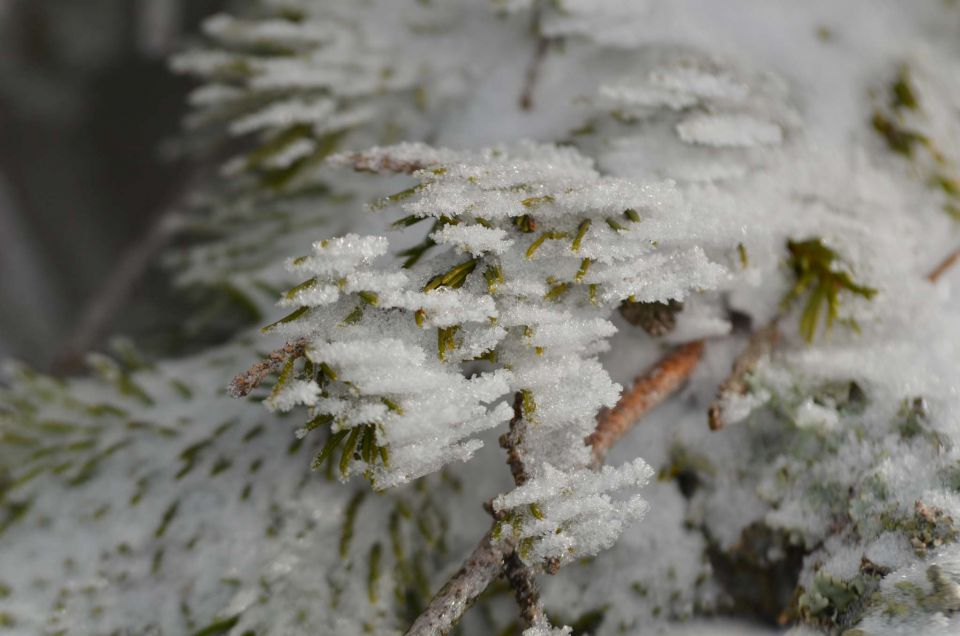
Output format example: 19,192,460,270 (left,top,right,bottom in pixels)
407,342,700,635
498,394,552,628
238,139,727,633
499,393,532,488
